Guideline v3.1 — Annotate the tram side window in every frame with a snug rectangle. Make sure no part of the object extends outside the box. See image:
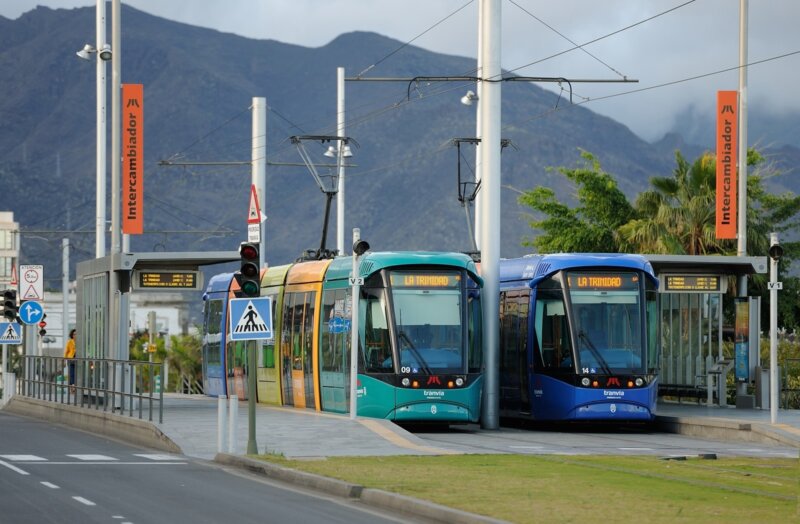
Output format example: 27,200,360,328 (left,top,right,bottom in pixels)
321,290,348,373
258,292,278,369
467,286,482,373
303,291,316,376
535,290,572,370
366,290,392,373
203,299,223,364
646,284,659,372
282,293,296,376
